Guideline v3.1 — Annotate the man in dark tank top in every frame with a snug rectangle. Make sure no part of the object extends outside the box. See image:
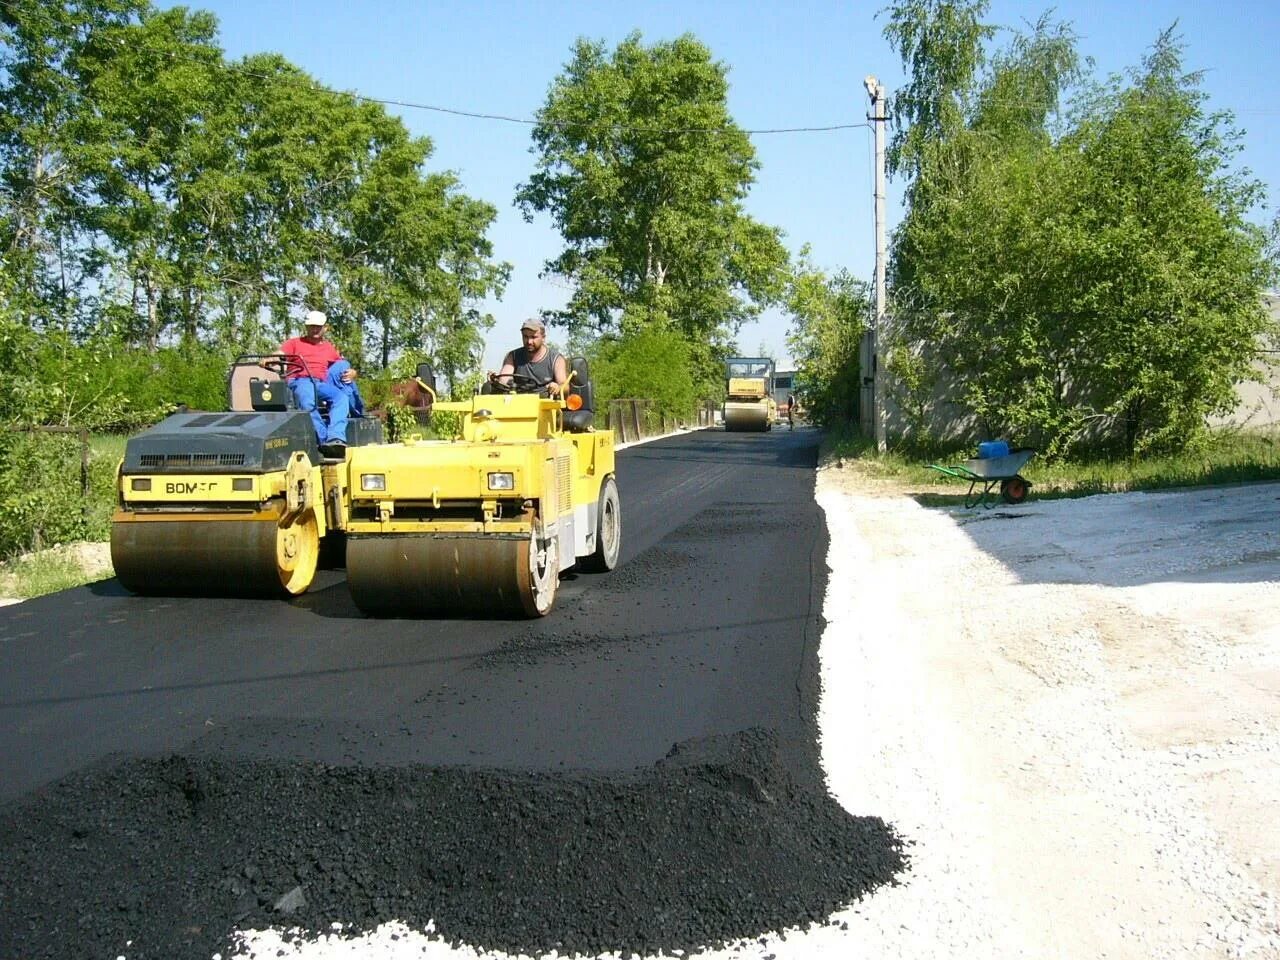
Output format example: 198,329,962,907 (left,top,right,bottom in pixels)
490,318,569,395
